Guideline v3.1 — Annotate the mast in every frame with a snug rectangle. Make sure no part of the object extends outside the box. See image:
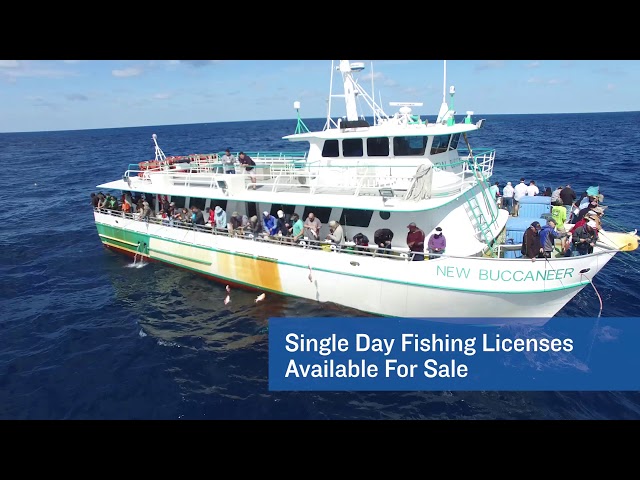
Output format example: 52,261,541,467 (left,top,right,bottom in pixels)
340,60,359,121
436,60,449,124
